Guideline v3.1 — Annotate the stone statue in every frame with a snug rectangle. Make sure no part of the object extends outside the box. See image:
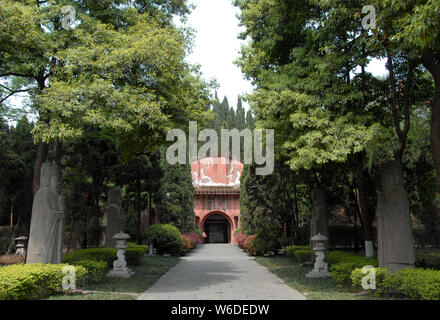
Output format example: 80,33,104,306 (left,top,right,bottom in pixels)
105,187,122,247
376,160,415,273
27,162,65,264
310,189,329,242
